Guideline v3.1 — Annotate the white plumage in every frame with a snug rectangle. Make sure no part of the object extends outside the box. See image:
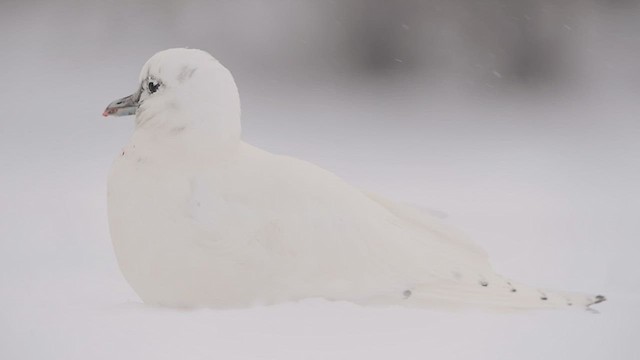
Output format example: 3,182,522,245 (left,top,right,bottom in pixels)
105,48,604,310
